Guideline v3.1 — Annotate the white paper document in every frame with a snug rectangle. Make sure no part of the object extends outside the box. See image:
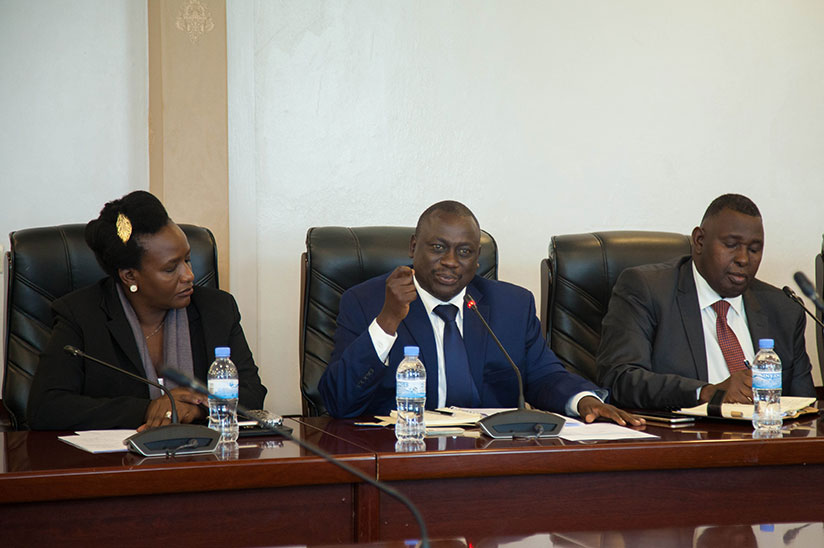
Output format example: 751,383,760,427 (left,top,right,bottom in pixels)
558,417,659,441
58,430,136,453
